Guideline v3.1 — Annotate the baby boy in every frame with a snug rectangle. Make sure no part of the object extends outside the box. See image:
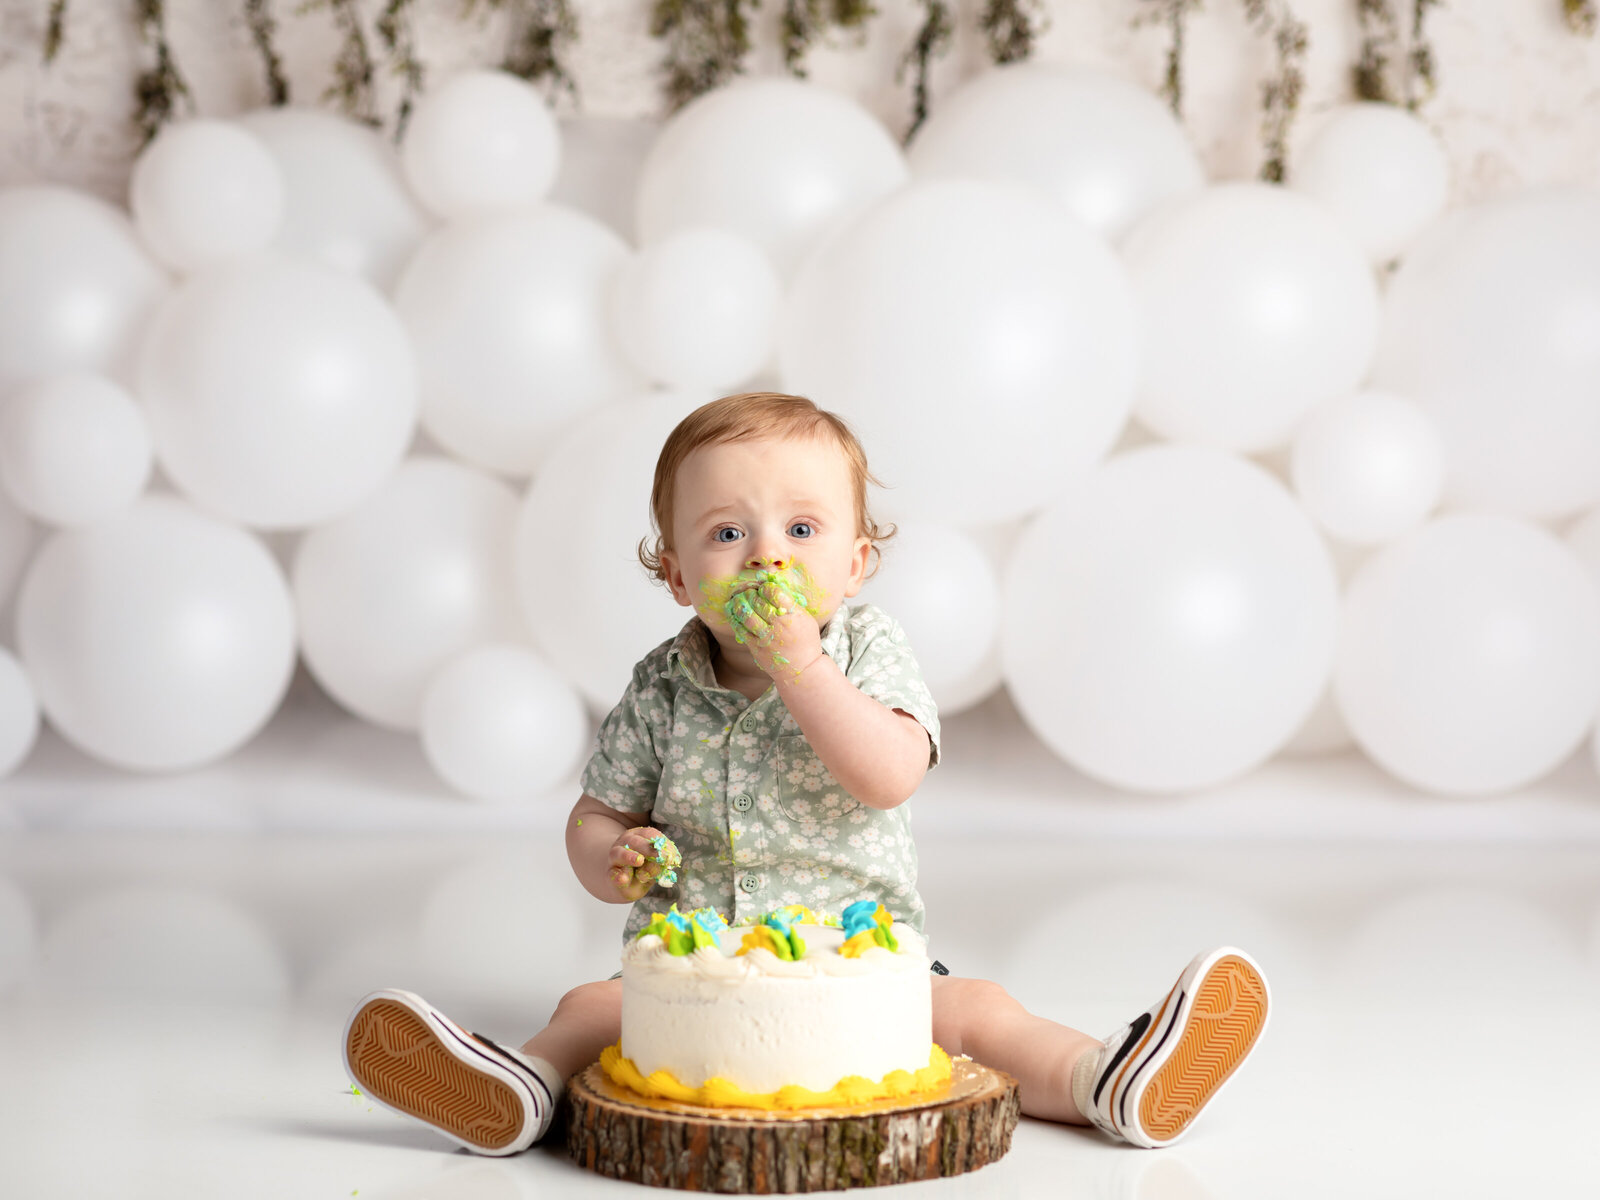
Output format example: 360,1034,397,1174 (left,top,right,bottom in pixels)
342,391,1270,1156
